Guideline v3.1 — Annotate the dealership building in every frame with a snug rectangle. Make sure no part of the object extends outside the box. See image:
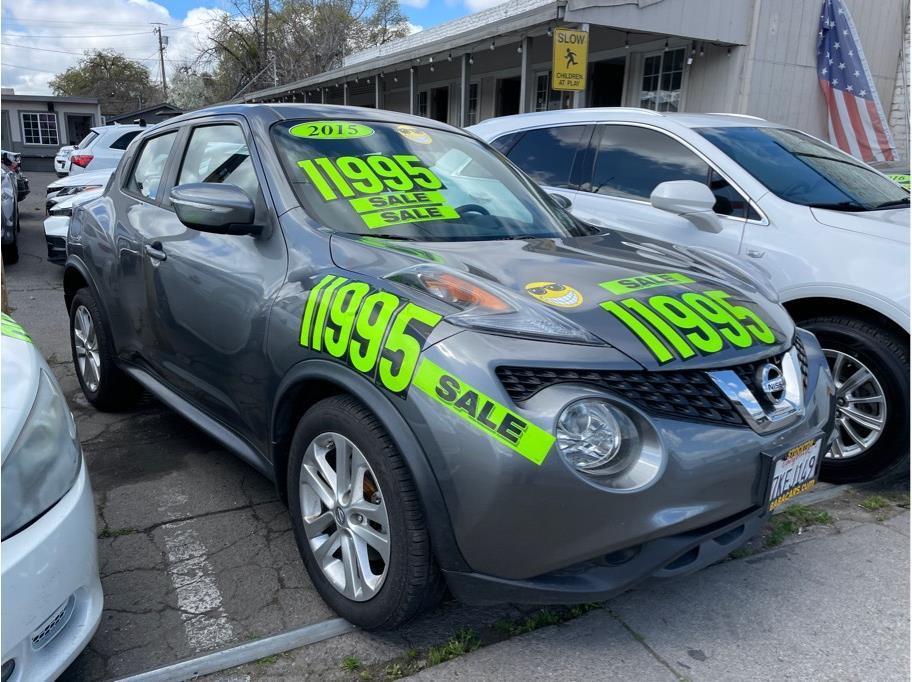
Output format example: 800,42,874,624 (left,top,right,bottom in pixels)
240,0,908,156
